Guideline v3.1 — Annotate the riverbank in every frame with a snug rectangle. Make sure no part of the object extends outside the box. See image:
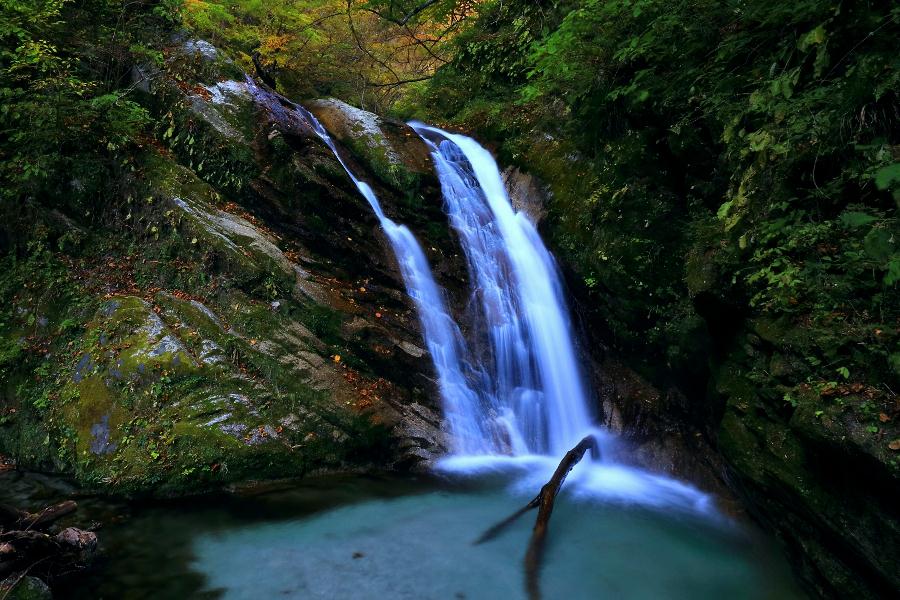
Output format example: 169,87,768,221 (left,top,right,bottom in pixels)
1,468,802,600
